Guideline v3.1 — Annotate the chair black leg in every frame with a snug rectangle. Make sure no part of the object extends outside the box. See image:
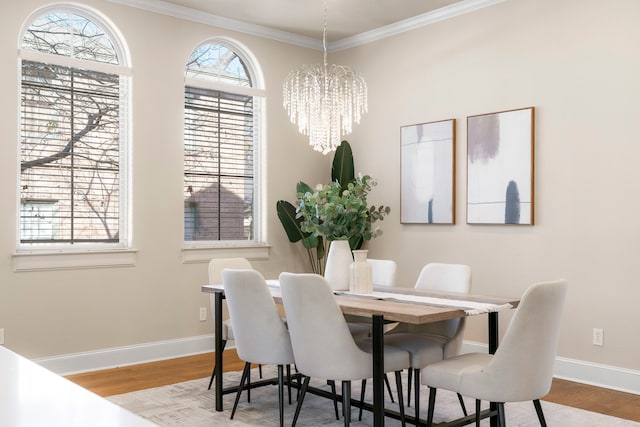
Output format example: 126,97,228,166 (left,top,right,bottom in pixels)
358,376,396,421
230,362,251,419
413,368,420,421
407,368,413,407
291,376,310,427
259,364,263,378
497,402,506,427
286,365,292,405
277,365,285,427
426,387,437,427
458,393,468,416
246,364,251,403
358,371,405,426
207,339,227,390
342,381,352,427
384,373,395,403
475,399,481,427
359,373,396,420
328,380,340,420
359,379,366,421
395,370,407,427
533,399,547,427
